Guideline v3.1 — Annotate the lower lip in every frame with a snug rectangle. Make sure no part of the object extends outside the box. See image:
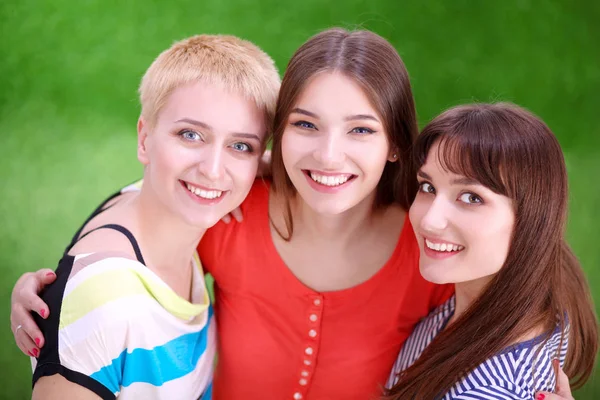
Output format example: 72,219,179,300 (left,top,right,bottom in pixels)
302,171,356,193
179,180,227,205
423,243,464,259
